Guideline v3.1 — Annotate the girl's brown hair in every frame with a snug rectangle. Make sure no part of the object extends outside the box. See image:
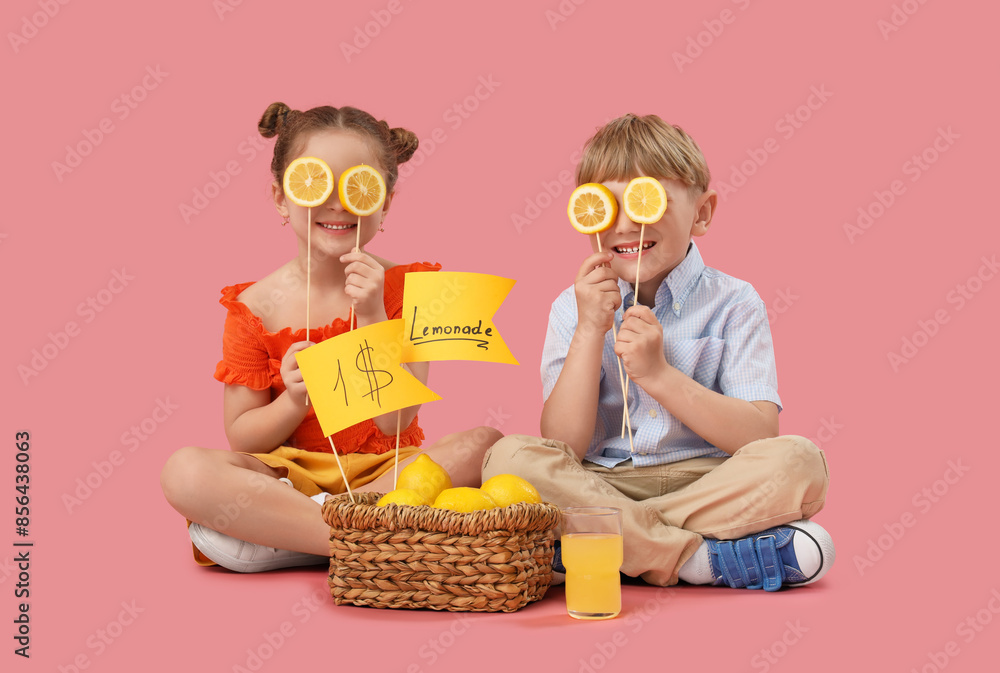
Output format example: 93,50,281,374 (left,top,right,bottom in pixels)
576,114,711,194
258,102,418,193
